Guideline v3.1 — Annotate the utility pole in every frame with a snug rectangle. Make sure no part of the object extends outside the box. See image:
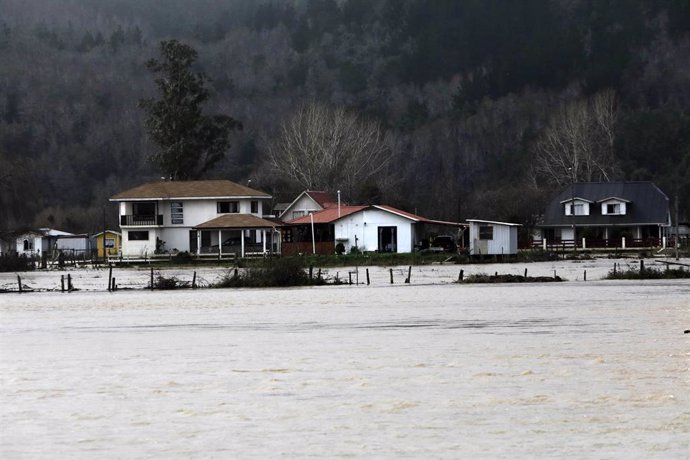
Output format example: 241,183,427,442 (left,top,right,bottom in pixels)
103,205,107,263
675,190,680,260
